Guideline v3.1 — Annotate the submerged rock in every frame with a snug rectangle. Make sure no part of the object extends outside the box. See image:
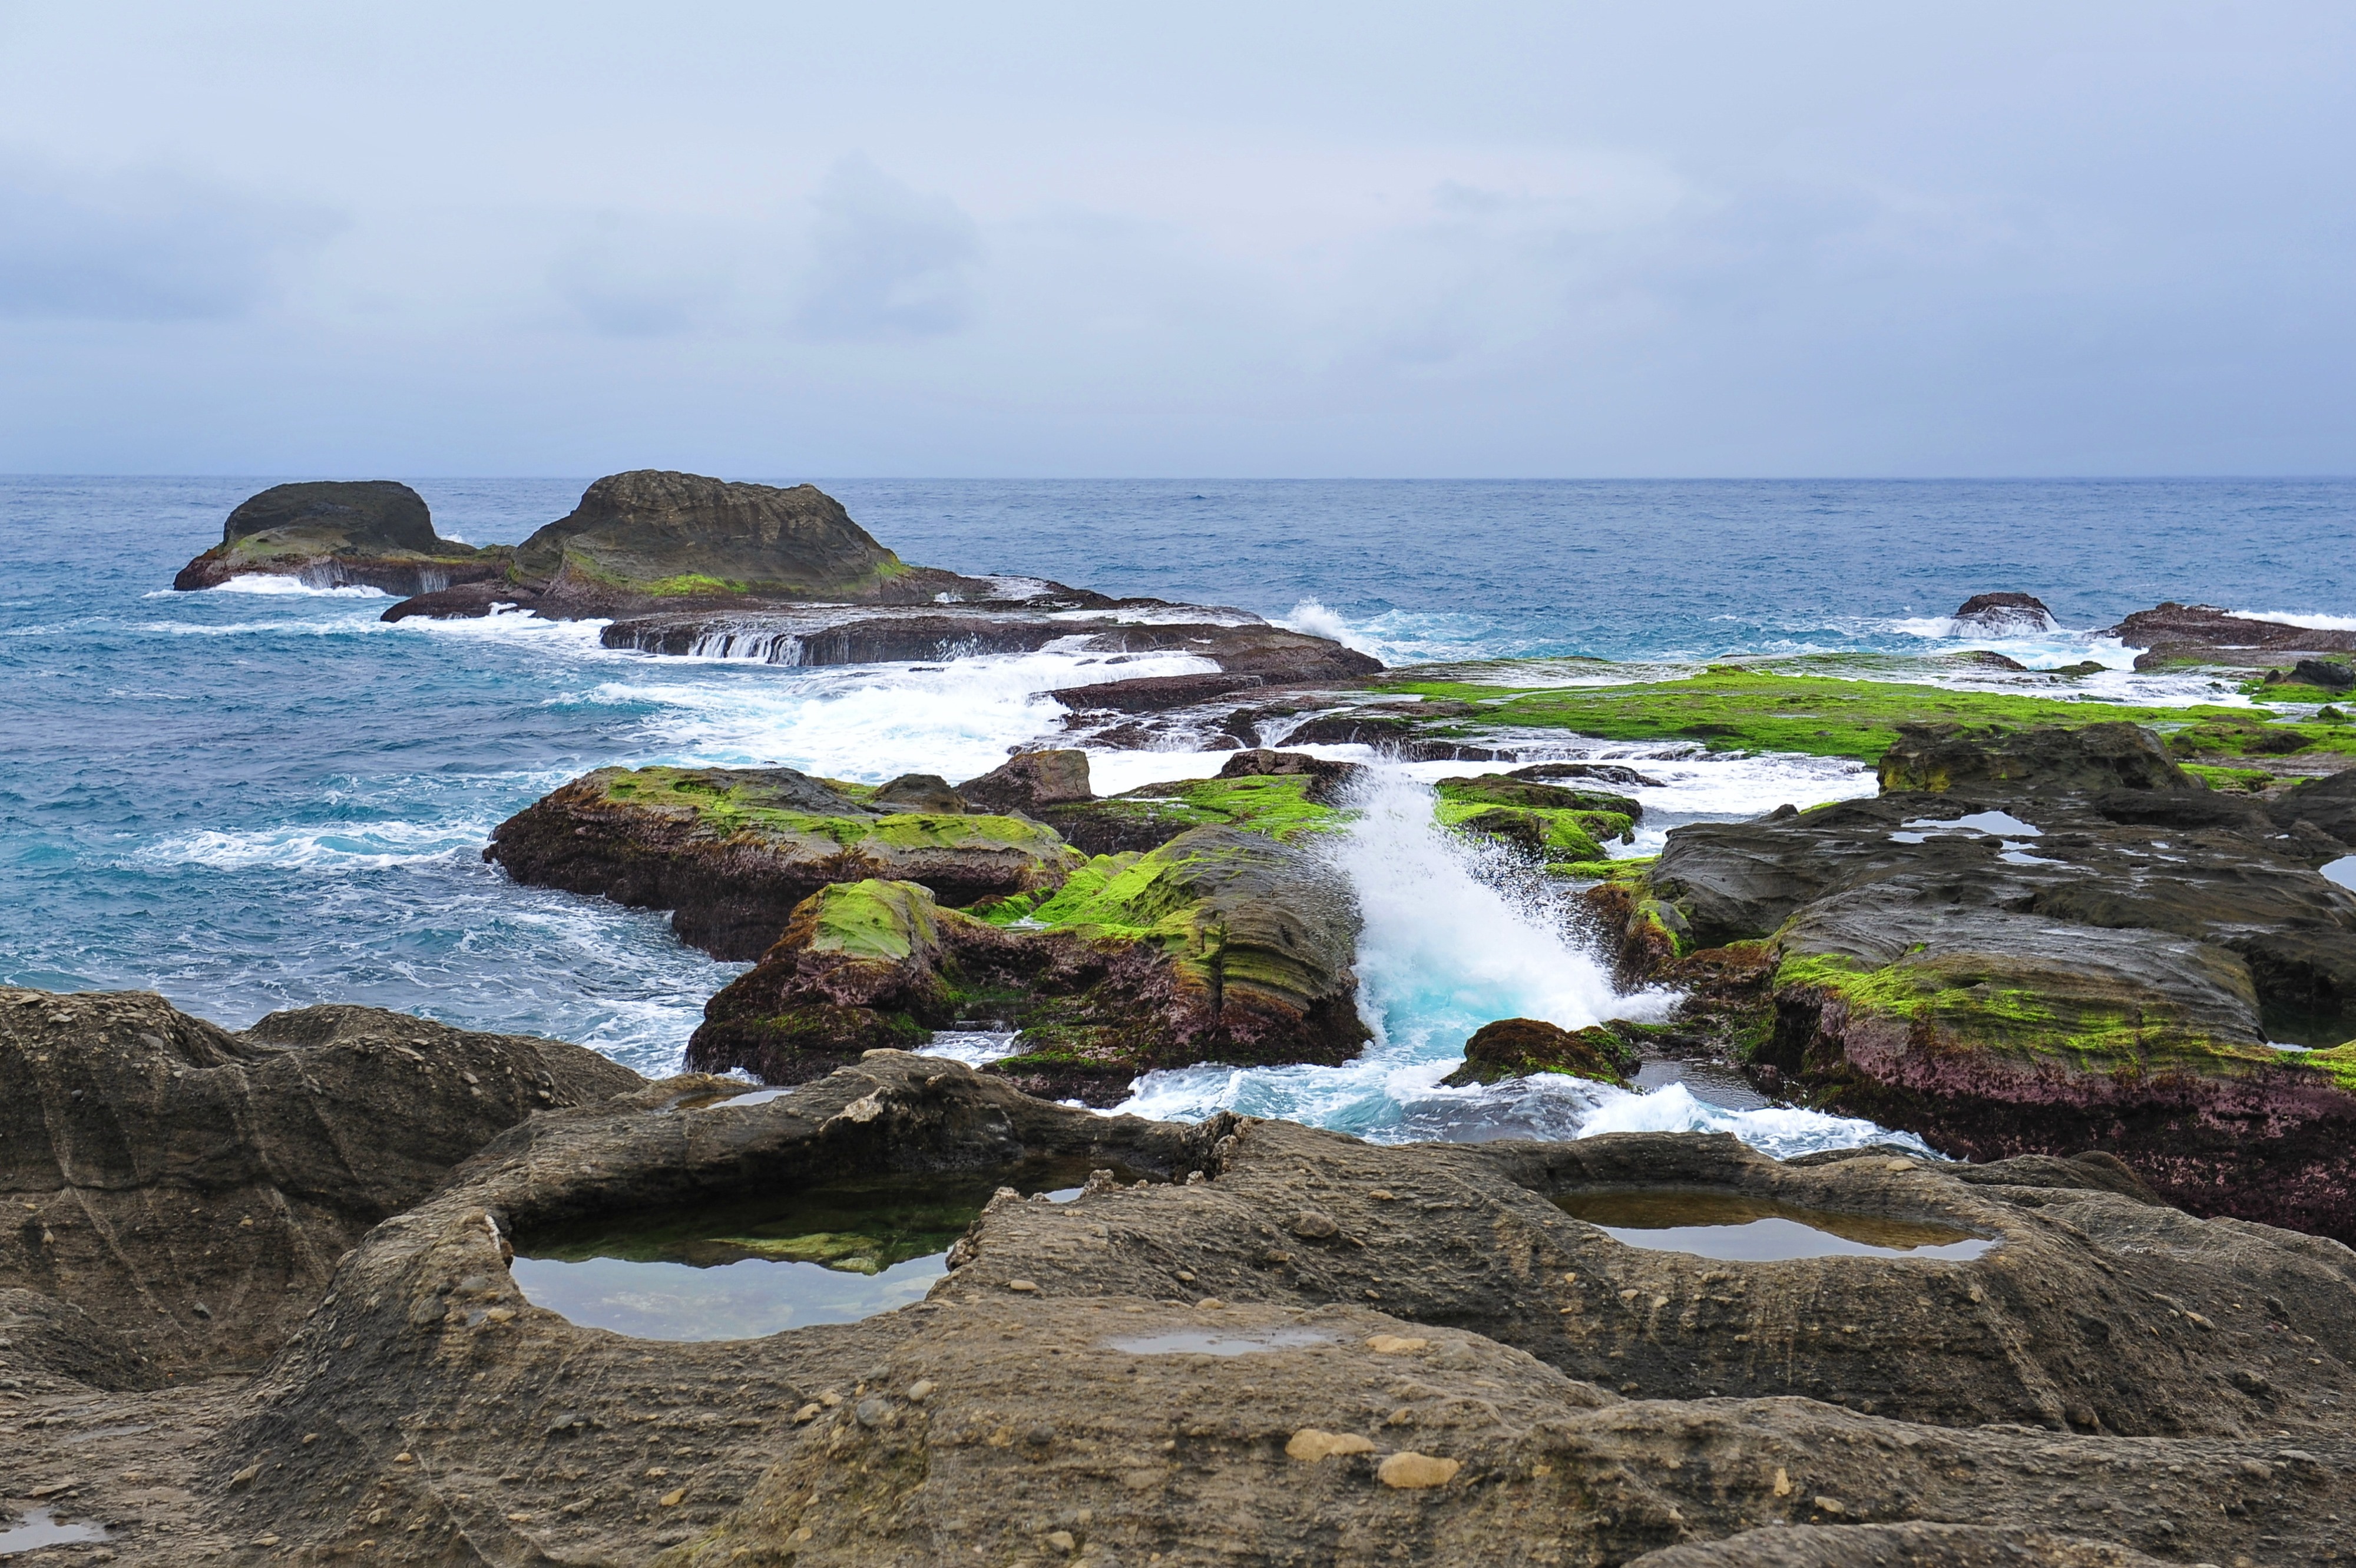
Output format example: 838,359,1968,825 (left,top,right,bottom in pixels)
170,480,512,594
141,1054,2356,1563
485,764,1084,961
0,988,639,1375
691,823,1368,1101
1612,722,2356,1239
